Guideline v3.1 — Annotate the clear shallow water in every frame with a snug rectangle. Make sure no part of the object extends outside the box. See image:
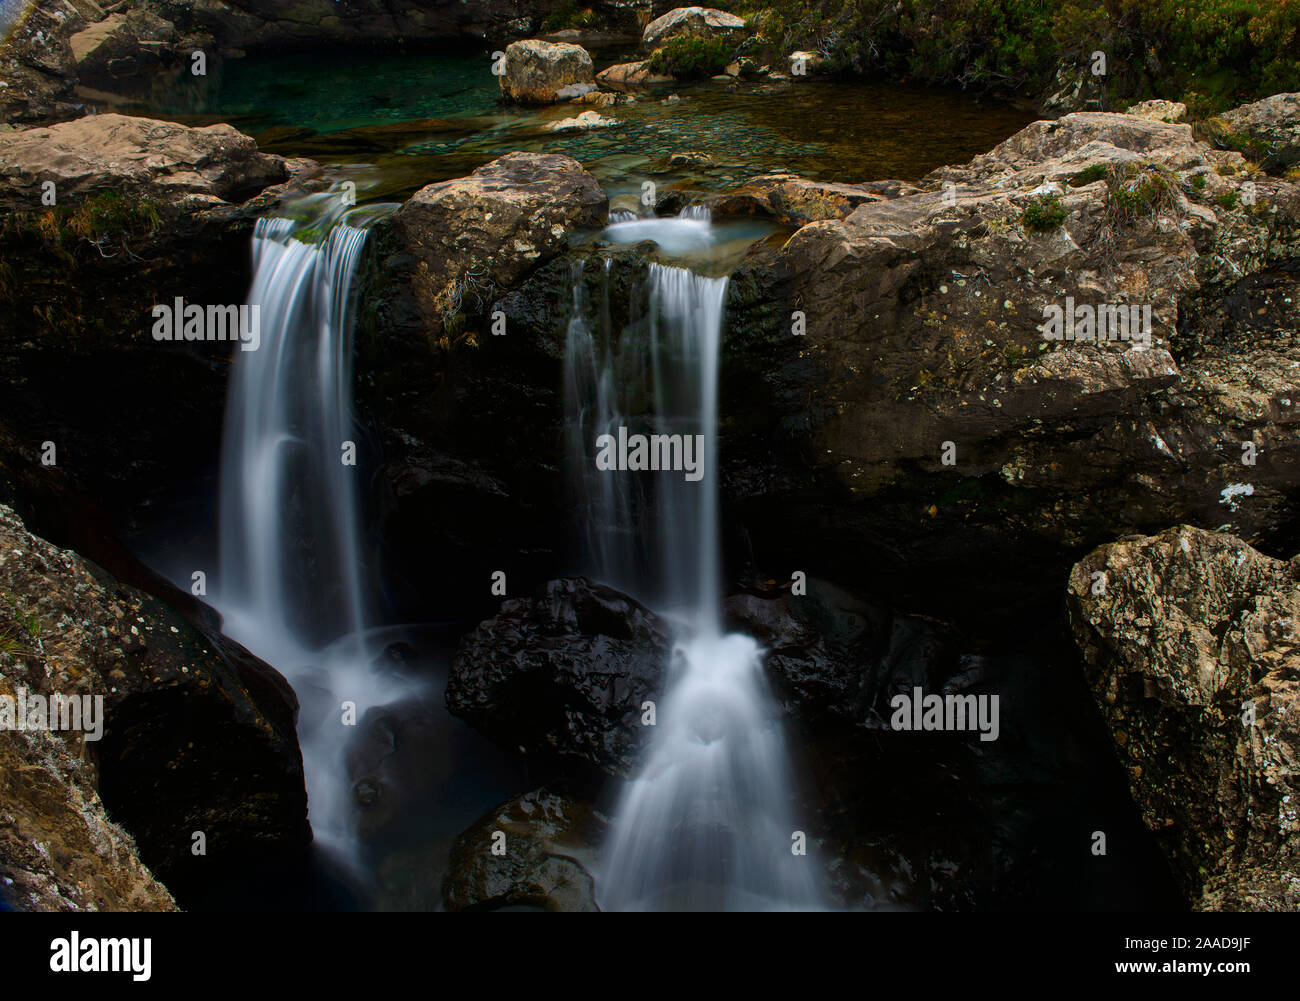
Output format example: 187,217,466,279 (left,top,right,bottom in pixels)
80,48,1036,202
